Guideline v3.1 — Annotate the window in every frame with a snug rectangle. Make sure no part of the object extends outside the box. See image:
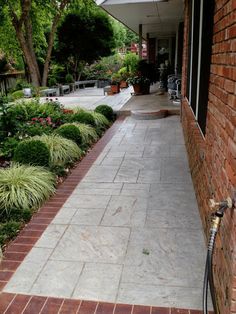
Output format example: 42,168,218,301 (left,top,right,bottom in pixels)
196,0,214,134
186,0,192,100
186,0,214,134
